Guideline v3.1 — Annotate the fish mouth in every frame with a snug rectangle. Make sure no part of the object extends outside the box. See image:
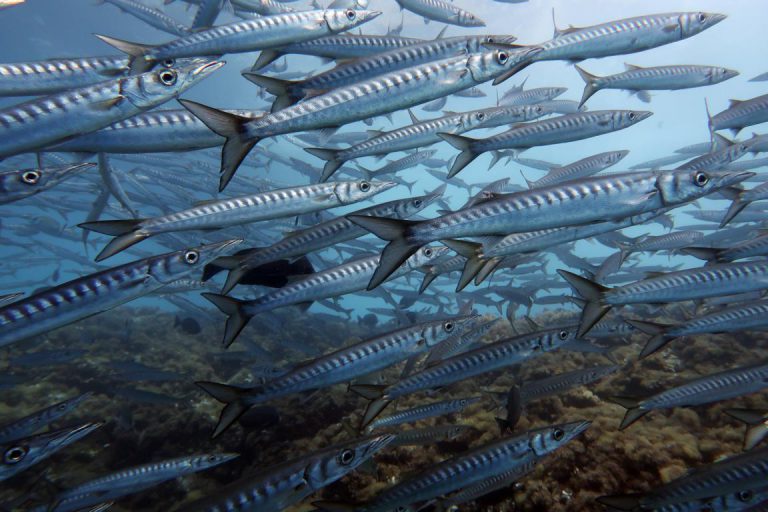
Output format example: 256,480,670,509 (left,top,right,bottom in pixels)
708,12,727,25
633,111,654,122
192,60,226,76
364,433,396,456
717,170,755,187
360,10,383,22
375,181,398,193
564,419,592,439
